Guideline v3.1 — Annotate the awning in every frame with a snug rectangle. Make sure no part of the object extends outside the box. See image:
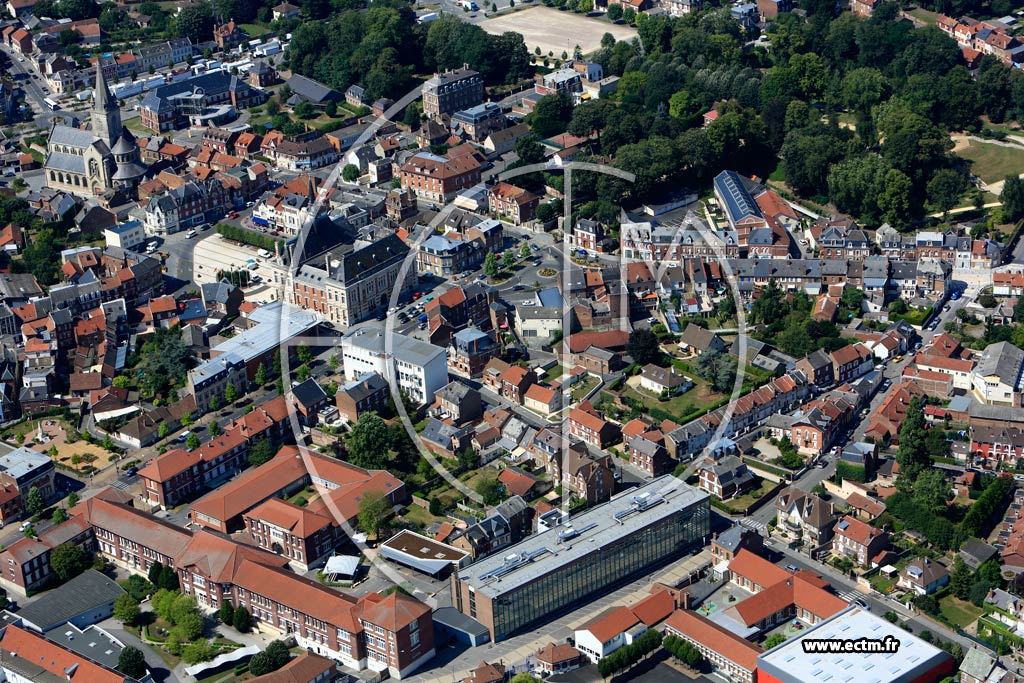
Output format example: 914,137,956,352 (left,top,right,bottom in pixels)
324,555,360,577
